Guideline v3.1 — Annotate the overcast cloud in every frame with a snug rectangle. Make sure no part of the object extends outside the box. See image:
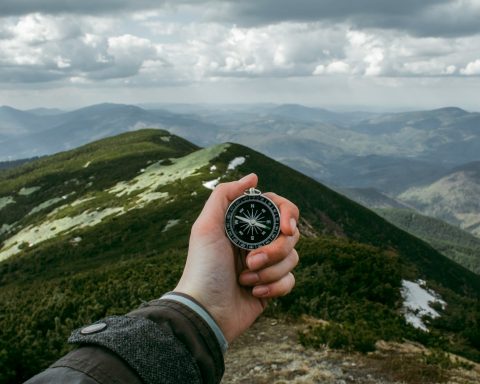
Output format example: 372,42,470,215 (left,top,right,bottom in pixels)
1,0,480,110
